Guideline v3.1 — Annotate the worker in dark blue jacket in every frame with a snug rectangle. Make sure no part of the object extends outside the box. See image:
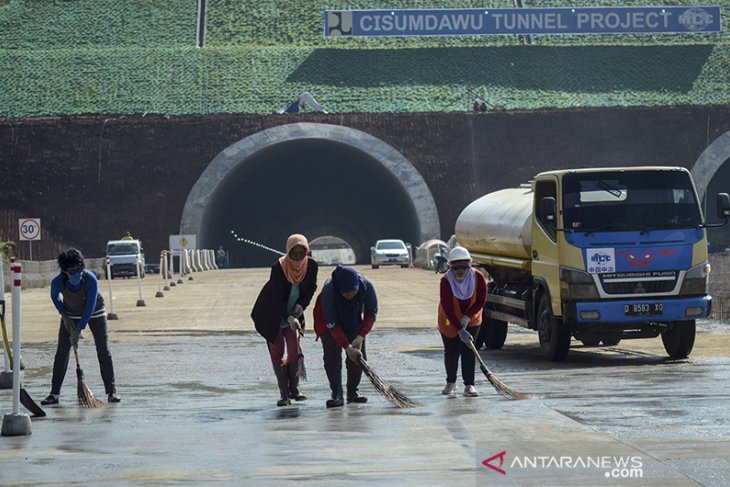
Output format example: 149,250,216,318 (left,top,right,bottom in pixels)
313,265,378,408
41,248,120,405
